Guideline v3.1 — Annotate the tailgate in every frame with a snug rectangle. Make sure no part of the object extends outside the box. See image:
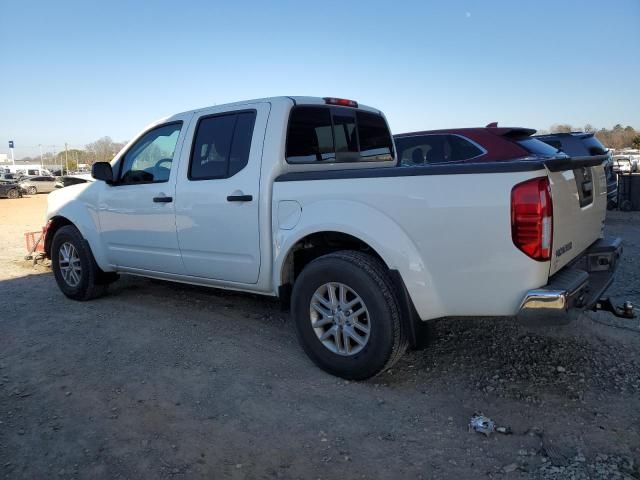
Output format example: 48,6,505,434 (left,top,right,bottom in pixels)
547,157,607,274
